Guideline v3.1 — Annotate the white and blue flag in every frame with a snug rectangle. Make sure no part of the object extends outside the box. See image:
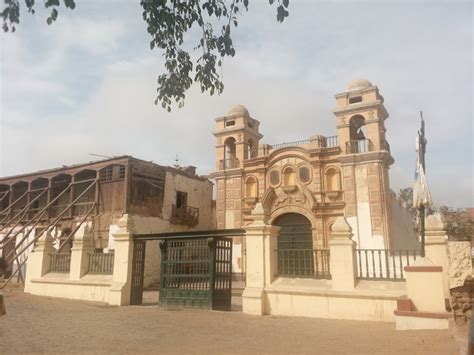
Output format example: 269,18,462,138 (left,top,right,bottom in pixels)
413,132,432,209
